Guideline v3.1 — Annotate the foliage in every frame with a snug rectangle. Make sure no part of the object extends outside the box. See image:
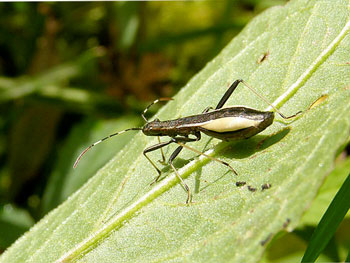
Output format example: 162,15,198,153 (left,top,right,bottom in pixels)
0,0,349,262
0,0,258,245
